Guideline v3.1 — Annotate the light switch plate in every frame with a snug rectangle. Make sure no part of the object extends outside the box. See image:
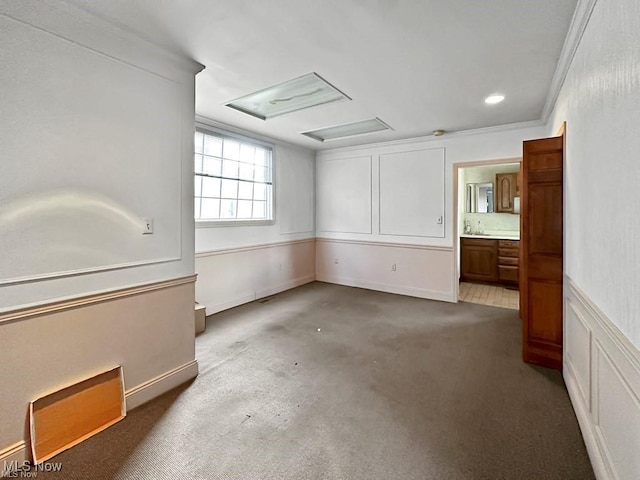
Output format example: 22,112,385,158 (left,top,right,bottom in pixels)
143,217,153,234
